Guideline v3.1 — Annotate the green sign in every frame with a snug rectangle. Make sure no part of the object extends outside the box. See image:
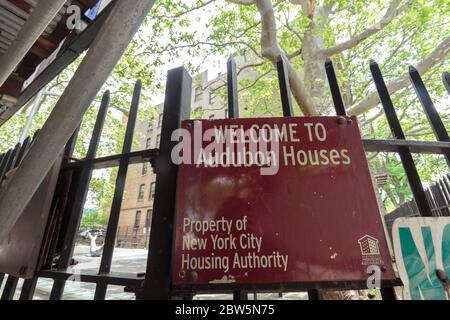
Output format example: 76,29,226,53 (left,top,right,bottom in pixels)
392,217,450,300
